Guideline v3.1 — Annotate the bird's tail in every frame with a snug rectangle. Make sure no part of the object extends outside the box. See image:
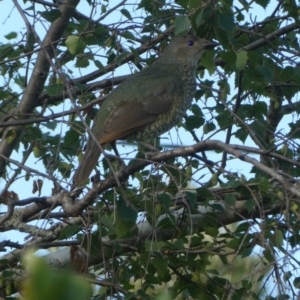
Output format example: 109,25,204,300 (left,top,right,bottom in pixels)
72,140,102,188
